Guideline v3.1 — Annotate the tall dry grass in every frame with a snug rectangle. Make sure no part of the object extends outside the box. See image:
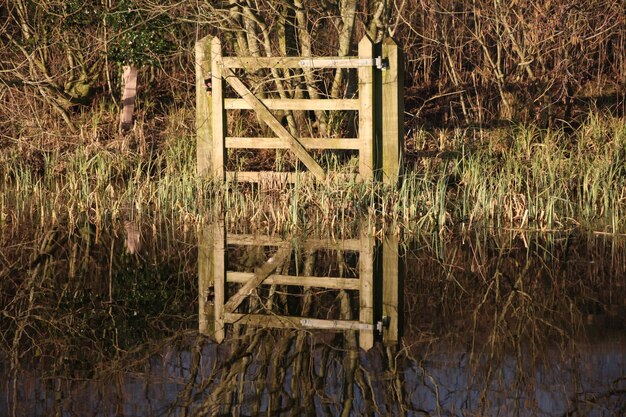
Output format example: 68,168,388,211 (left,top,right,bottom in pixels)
1,101,625,239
